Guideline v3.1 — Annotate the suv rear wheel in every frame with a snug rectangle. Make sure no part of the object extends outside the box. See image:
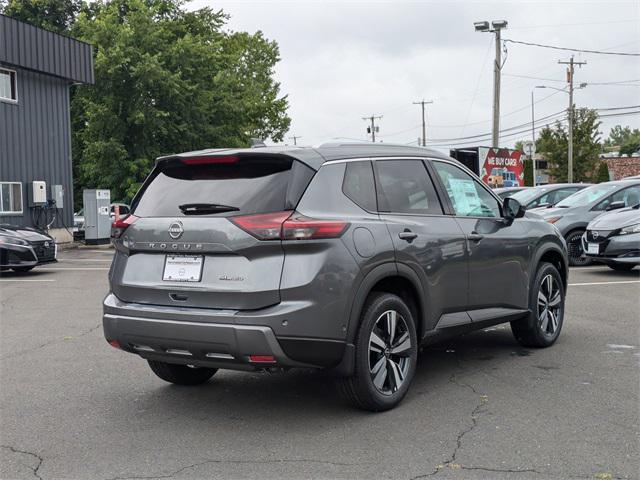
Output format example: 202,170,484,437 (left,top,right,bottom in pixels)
511,262,565,348
339,292,418,411
148,360,217,385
